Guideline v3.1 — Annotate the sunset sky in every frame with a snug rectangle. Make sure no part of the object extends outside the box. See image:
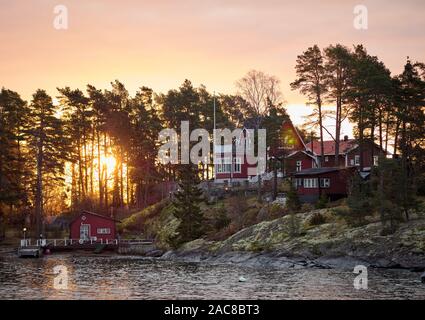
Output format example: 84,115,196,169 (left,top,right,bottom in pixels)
1,0,424,136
